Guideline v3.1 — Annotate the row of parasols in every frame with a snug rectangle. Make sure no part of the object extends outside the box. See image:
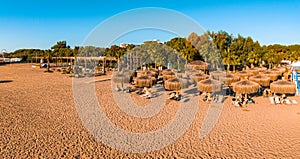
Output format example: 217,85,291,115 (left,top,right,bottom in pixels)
112,62,295,96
